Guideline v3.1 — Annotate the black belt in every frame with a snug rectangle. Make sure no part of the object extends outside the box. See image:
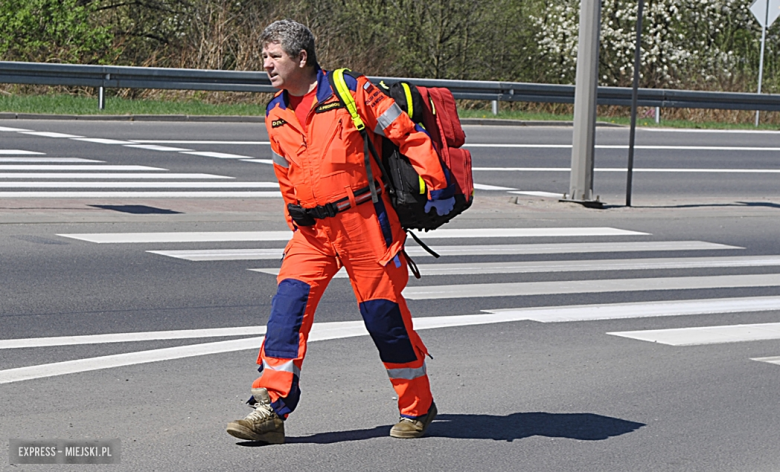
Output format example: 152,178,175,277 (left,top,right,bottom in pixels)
288,184,380,226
